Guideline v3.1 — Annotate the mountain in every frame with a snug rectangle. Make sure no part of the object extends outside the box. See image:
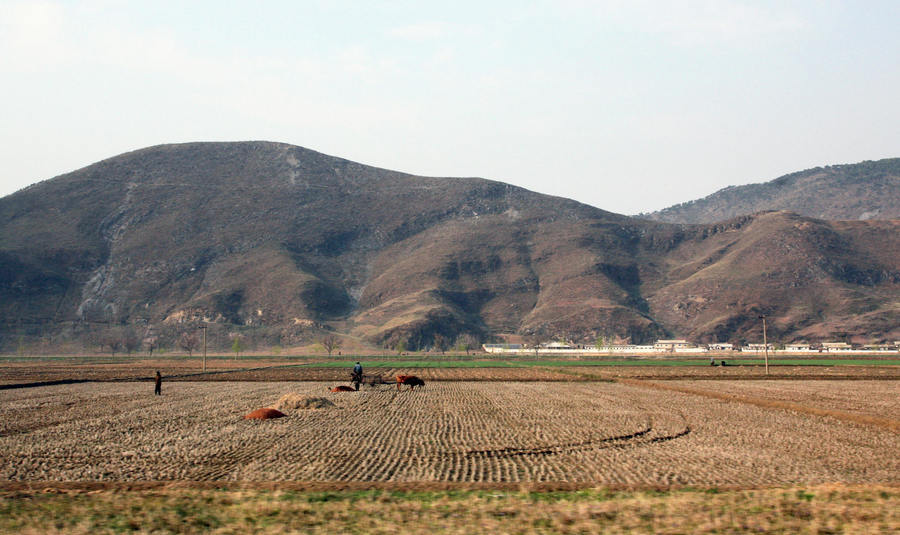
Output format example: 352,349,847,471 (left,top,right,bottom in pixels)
2,142,898,352
641,159,900,224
